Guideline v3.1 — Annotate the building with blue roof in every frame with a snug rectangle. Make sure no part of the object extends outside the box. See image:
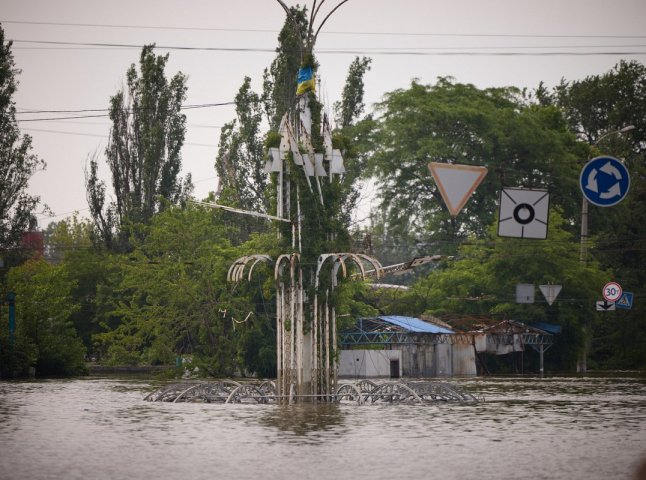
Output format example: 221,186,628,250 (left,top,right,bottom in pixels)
339,316,557,378
339,315,476,378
